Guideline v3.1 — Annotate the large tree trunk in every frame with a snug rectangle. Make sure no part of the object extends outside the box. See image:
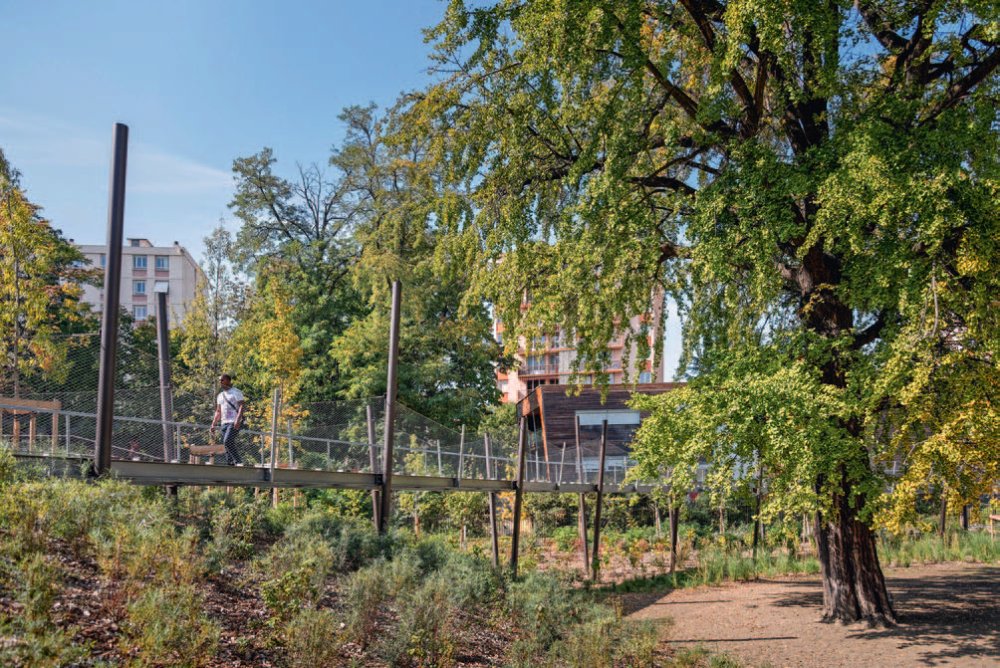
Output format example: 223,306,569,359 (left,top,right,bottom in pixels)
814,485,896,626
798,248,896,626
